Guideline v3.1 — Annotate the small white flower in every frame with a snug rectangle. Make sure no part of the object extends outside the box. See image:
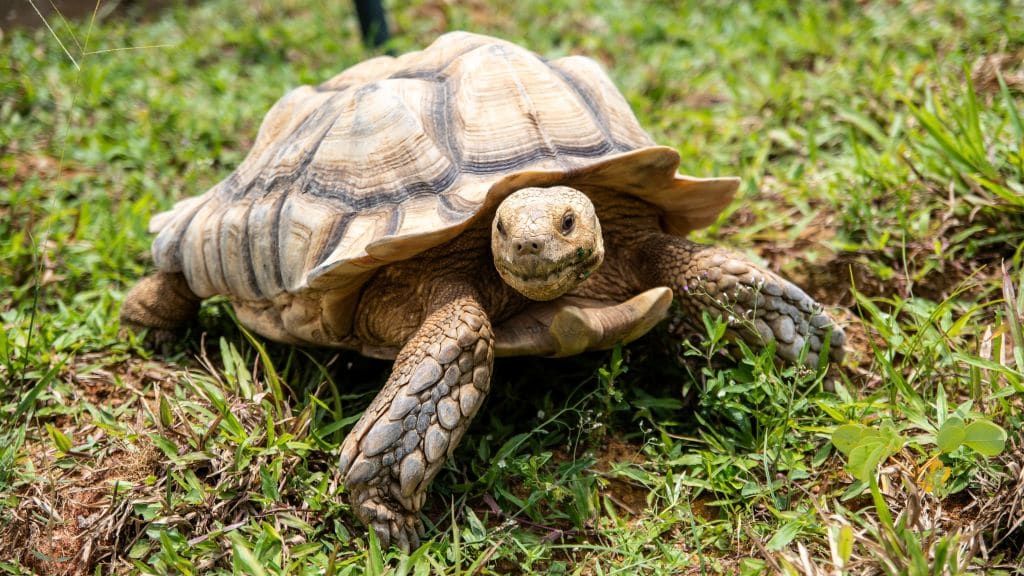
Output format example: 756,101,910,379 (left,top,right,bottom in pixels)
497,460,506,469
537,410,546,419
